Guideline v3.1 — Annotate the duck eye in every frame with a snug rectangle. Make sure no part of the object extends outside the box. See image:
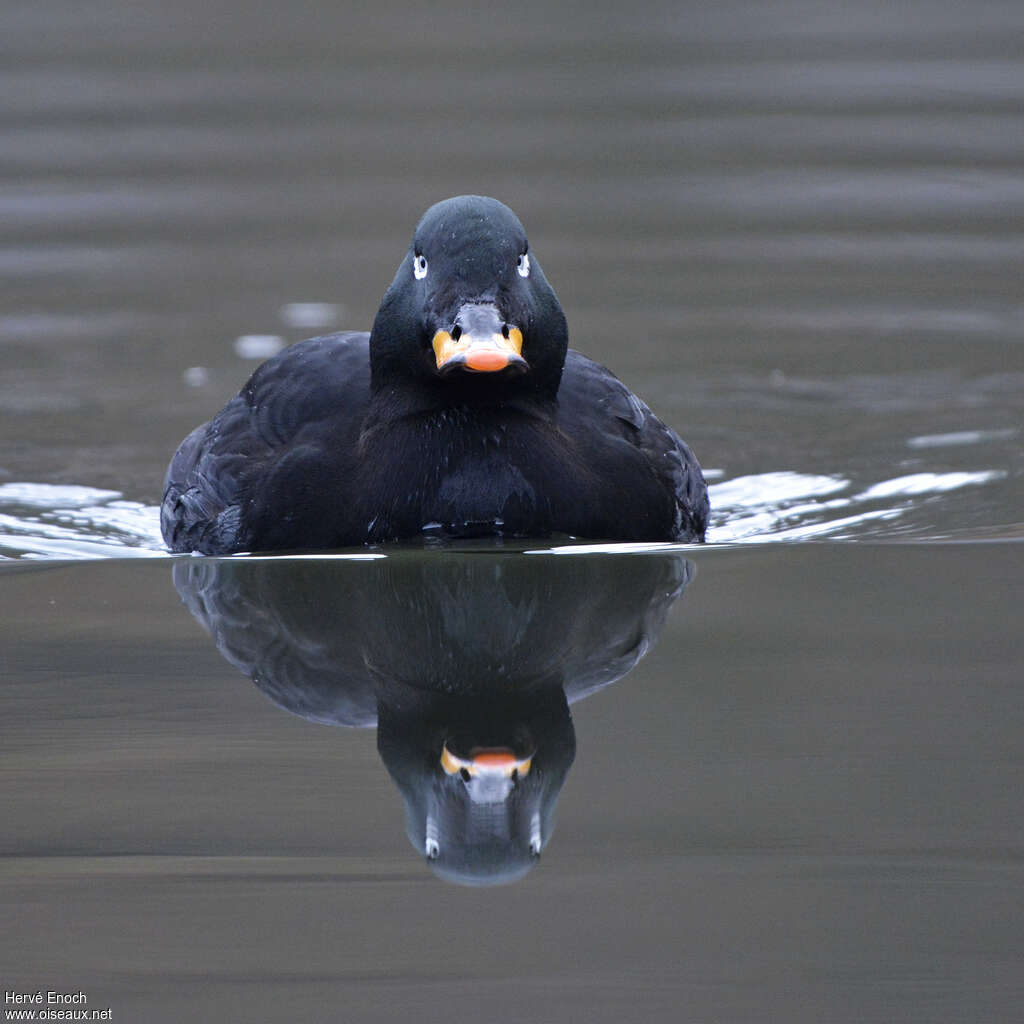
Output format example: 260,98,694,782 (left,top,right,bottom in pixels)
517,252,530,278
414,253,428,280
